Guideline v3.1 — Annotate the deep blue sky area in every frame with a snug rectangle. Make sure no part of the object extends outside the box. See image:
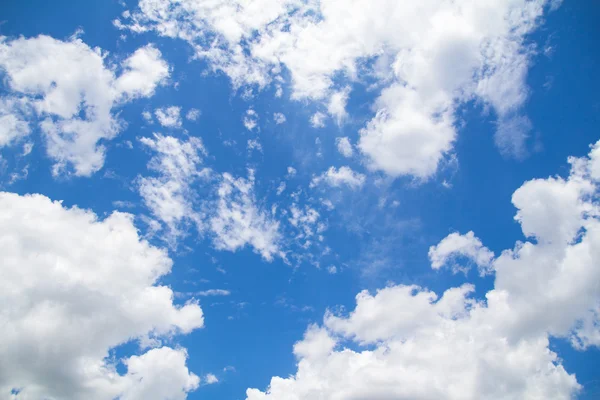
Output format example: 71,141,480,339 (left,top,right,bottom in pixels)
0,1,599,399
